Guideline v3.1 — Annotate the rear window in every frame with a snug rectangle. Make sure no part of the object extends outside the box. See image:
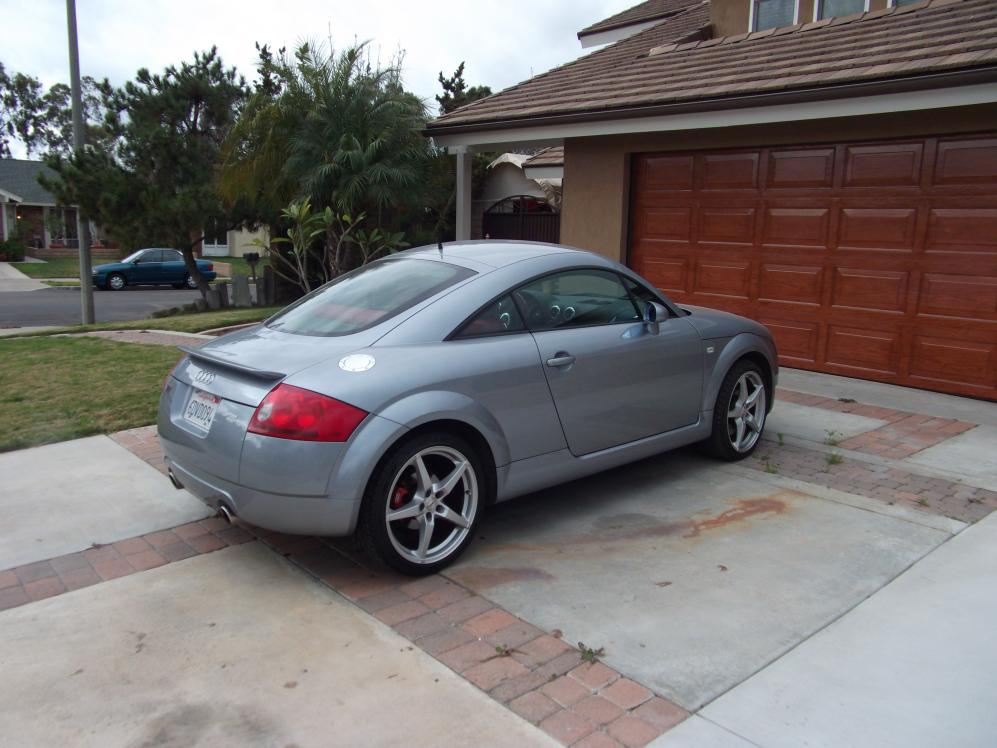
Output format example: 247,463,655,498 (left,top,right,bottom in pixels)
265,258,474,337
